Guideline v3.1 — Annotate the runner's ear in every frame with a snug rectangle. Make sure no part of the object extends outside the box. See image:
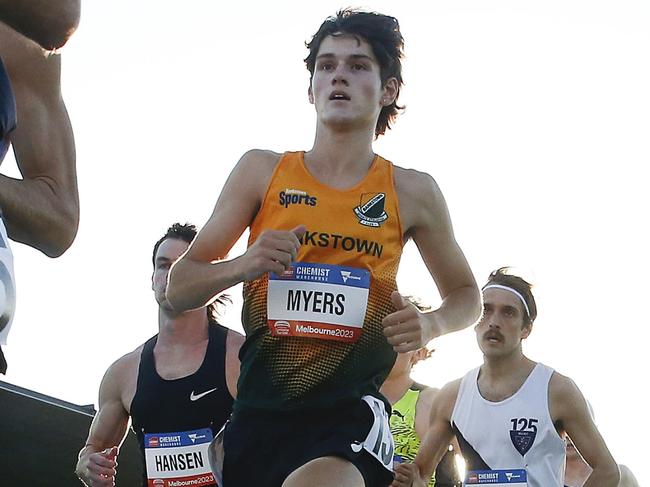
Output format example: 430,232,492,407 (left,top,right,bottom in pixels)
521,322,532,340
